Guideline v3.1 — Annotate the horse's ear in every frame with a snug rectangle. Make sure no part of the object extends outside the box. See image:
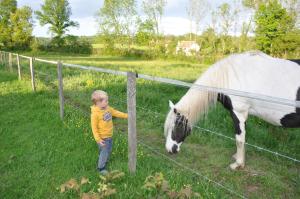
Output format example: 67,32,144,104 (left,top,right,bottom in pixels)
169,100,175,109
169,100,178,113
